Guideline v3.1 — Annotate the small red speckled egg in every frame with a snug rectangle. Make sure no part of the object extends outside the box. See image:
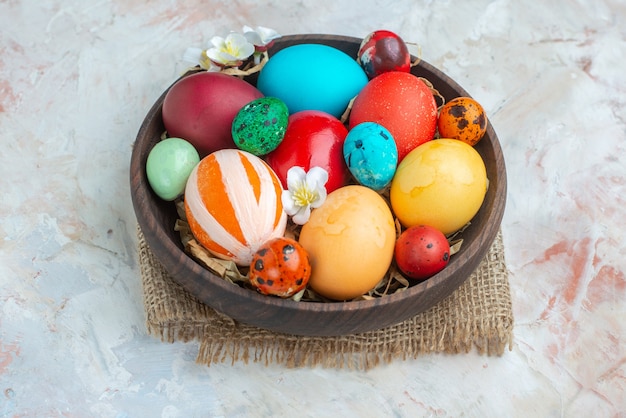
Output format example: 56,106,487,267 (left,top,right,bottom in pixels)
438,97,487,146
395,225,450,281
249,237,311,298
